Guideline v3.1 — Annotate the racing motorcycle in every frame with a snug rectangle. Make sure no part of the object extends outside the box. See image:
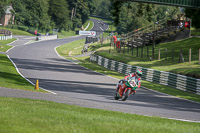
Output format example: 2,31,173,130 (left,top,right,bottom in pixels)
114,78,136,101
